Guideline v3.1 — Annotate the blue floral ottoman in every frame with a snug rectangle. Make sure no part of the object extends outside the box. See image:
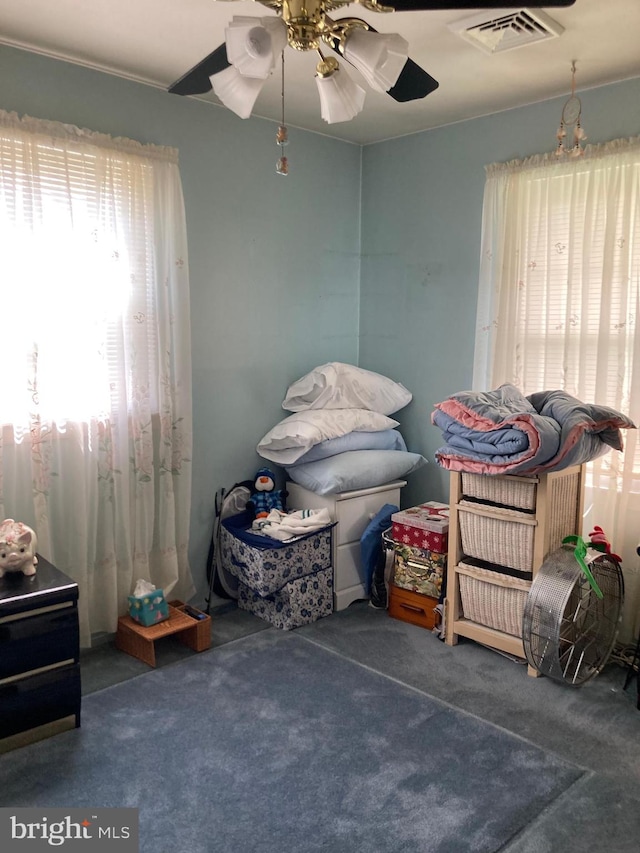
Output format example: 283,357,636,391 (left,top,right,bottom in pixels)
220,513,334,630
